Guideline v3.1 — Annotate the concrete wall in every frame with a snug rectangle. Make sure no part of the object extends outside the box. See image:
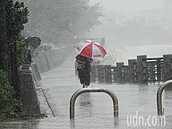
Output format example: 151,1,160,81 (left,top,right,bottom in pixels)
19,64,41,115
